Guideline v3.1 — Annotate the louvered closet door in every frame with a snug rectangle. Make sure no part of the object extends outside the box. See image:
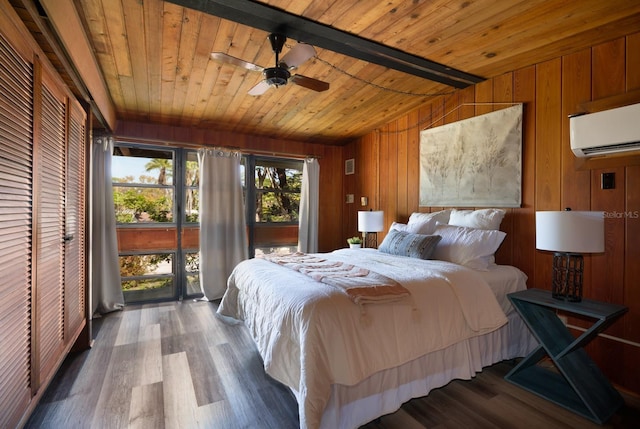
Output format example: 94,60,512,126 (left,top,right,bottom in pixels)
65,103,86,336
0,34,34,429
35,75,66,386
